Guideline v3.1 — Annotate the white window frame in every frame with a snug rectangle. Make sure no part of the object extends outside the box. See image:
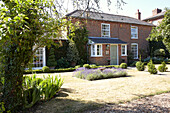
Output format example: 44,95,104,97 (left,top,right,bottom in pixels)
131,26,138,39
91,44,103,57
32,47,46,69
121,44,127,56
101,23,110,37
131,43,138,59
